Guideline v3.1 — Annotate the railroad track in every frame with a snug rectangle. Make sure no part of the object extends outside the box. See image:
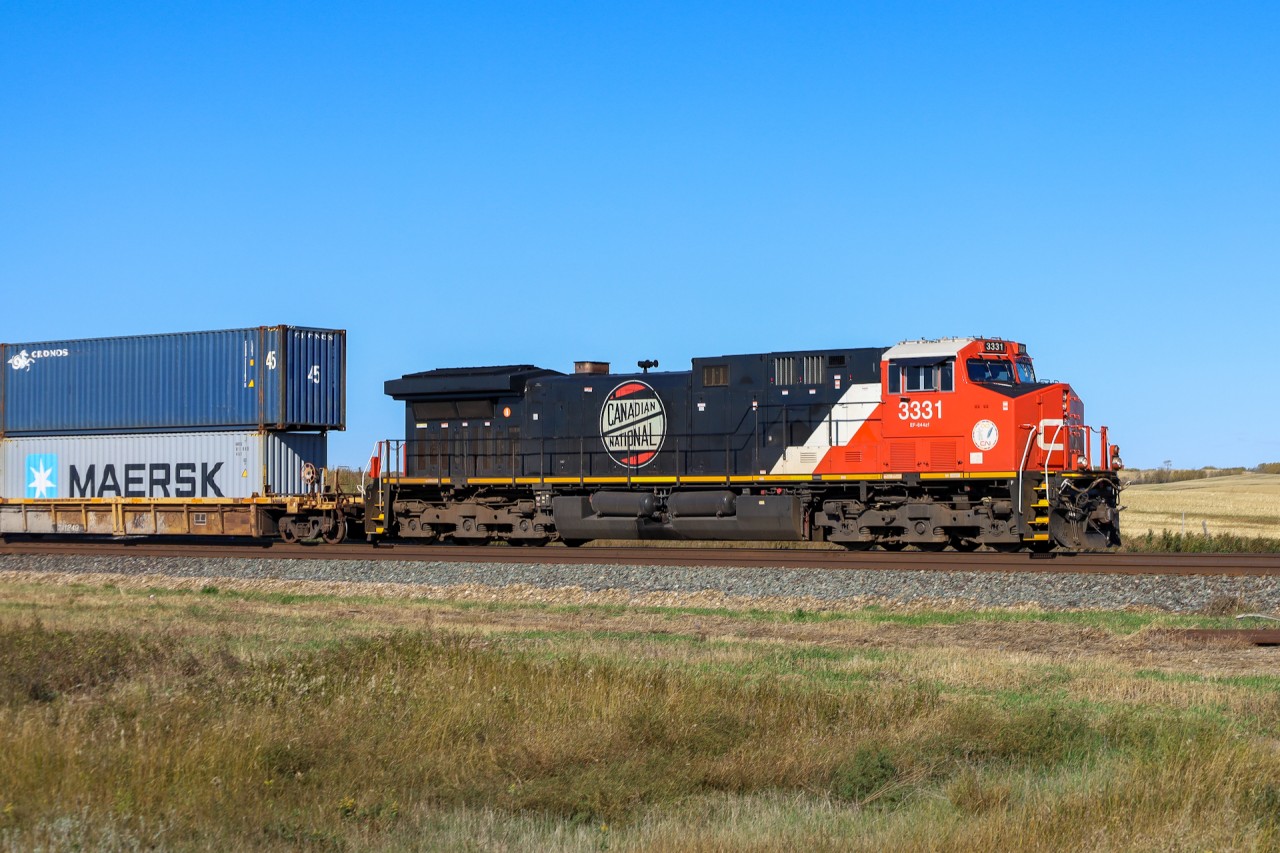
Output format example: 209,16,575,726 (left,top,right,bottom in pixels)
3,538,1279,577
1180,628,1280,646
